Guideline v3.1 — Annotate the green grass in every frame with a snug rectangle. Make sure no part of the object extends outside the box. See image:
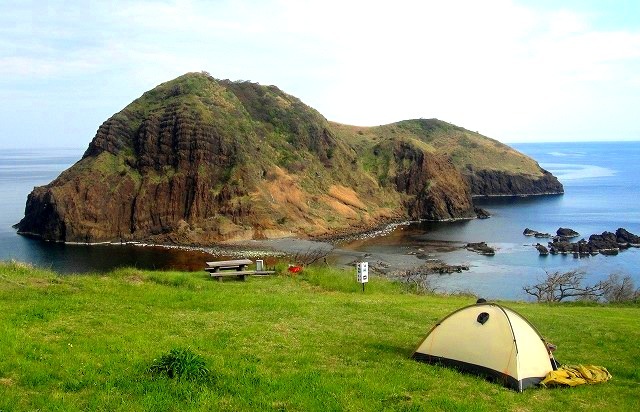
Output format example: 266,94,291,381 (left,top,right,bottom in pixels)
149,348,210,381
1,261,639,411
